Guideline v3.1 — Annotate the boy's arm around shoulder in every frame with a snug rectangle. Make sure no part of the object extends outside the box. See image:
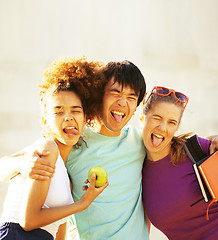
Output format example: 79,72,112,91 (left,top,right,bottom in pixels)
205,135,218,154
0,139,55,182
0,149,26,182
